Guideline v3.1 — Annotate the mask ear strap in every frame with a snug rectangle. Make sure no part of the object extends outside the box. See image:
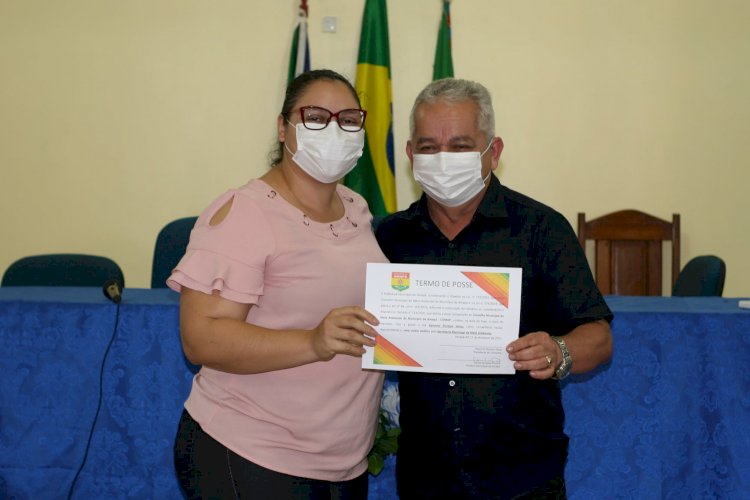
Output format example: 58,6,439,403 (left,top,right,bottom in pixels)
481,139,494,184
480,138,494,157
284,121,298,156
